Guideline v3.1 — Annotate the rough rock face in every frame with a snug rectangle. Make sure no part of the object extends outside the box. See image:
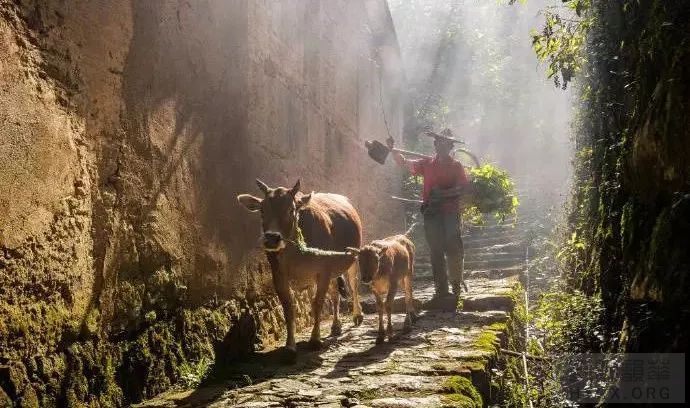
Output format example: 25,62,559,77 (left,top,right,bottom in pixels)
0,0,405,405
565,1,690,354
